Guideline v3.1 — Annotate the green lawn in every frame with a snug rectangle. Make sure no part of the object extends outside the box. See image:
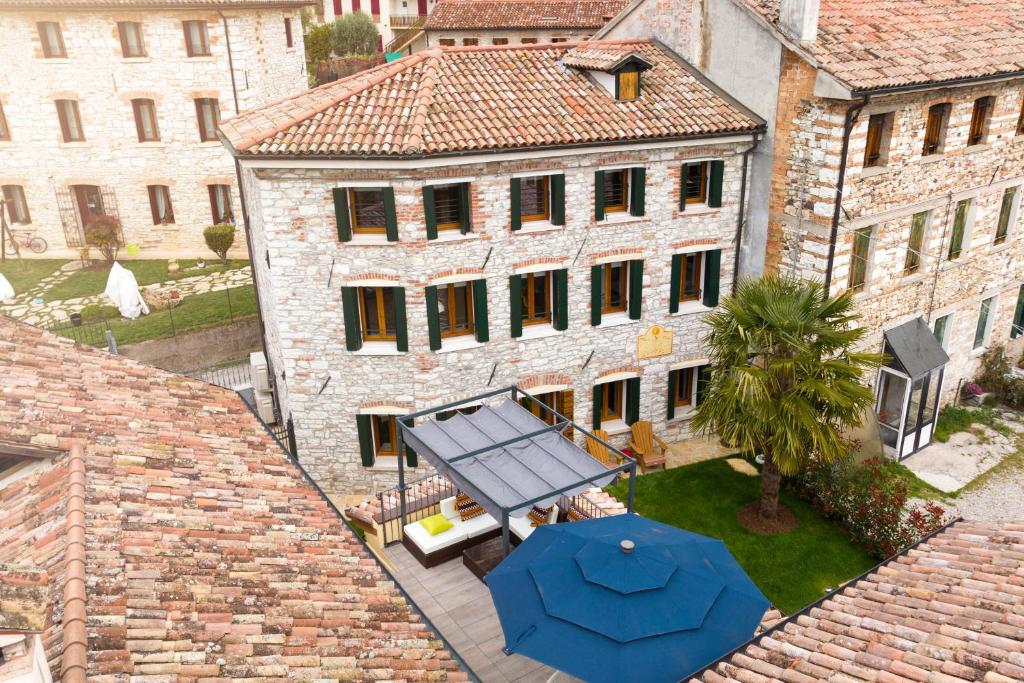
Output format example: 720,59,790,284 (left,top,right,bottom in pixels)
606,458,875,614
44,259,249,301
74,285,257,346
0,258,69,294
